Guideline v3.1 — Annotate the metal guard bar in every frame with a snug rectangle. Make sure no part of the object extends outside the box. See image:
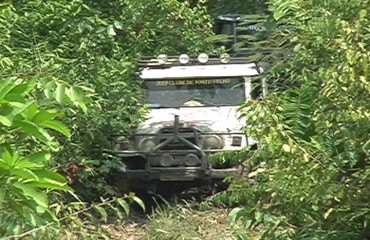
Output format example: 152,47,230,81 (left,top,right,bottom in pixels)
149,115,209,171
